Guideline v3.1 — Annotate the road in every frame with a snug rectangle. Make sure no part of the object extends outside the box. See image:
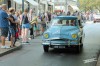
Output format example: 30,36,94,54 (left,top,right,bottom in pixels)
0,21,100,66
